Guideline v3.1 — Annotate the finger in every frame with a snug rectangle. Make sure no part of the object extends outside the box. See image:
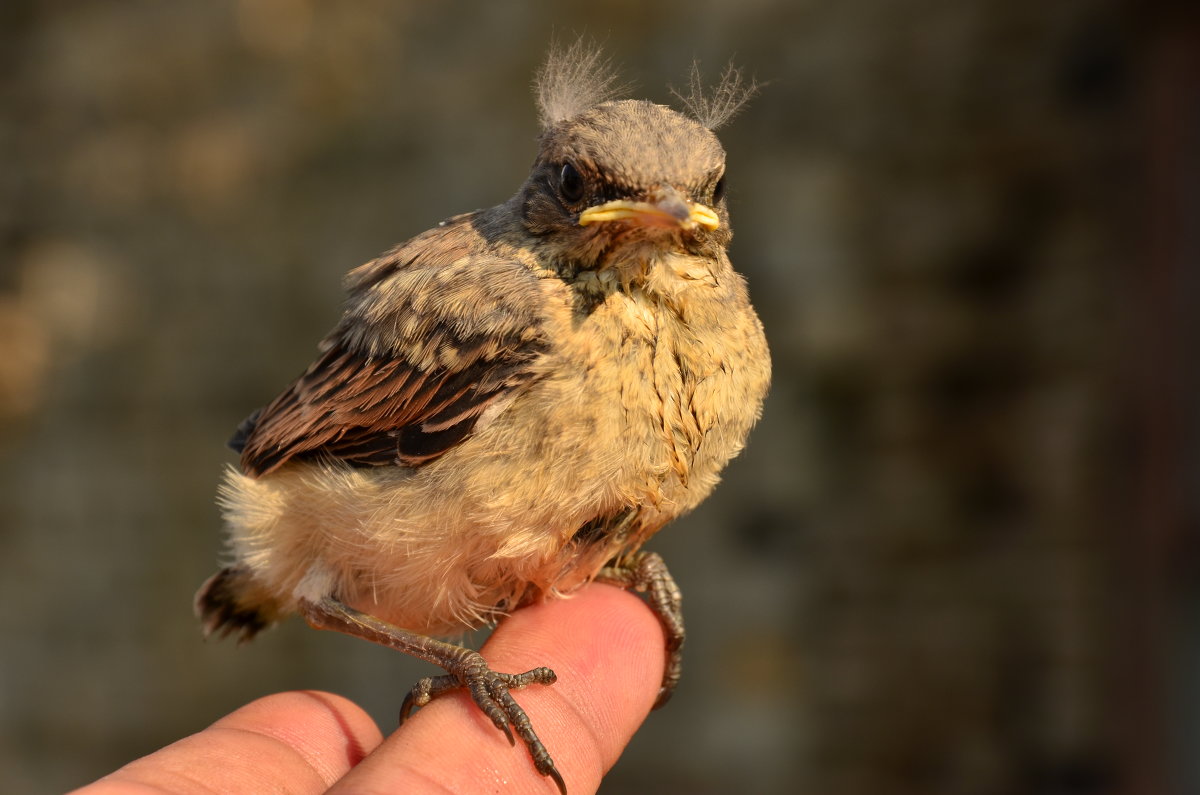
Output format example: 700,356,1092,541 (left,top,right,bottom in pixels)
330,583,666,794
74,690,384,795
